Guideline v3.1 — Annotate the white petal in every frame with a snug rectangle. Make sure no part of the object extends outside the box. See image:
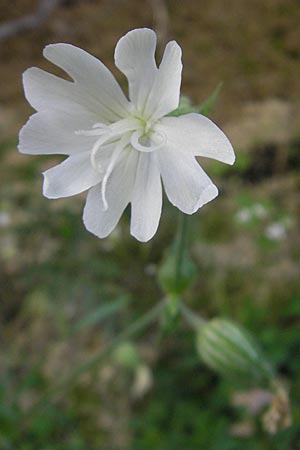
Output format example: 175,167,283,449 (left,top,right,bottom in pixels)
114,28,157,112
19,111,97,155
130,152,162,242
43,153,102,199
158,145,218,214
144,41,182,120
23,67,124,123
157,113,235,164
44,43,129,120
23,68,85,114
114,29,182,120
83,149,138,238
